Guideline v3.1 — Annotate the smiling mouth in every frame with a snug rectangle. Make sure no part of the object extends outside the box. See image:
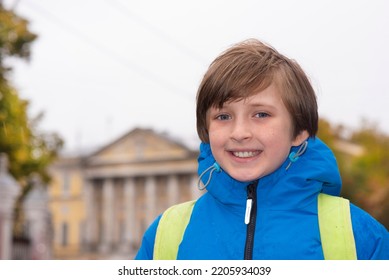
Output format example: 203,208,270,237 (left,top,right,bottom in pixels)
231,151,261,158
